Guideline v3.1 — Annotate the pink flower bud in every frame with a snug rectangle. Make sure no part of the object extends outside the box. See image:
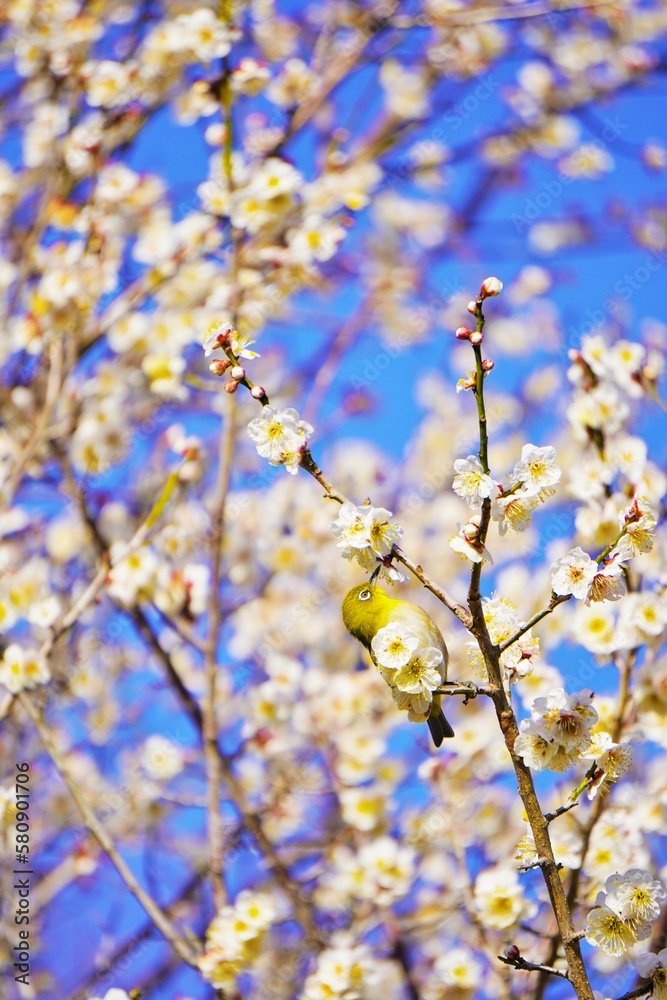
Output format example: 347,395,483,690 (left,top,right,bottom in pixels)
231,365,245,380
469,331,483,346
467,300,478,315
209,359,232,376
251,385,265,399
224,380,239,393
481,358,495,371
455,327,473,340
504,945,521,961
480,276,503,298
